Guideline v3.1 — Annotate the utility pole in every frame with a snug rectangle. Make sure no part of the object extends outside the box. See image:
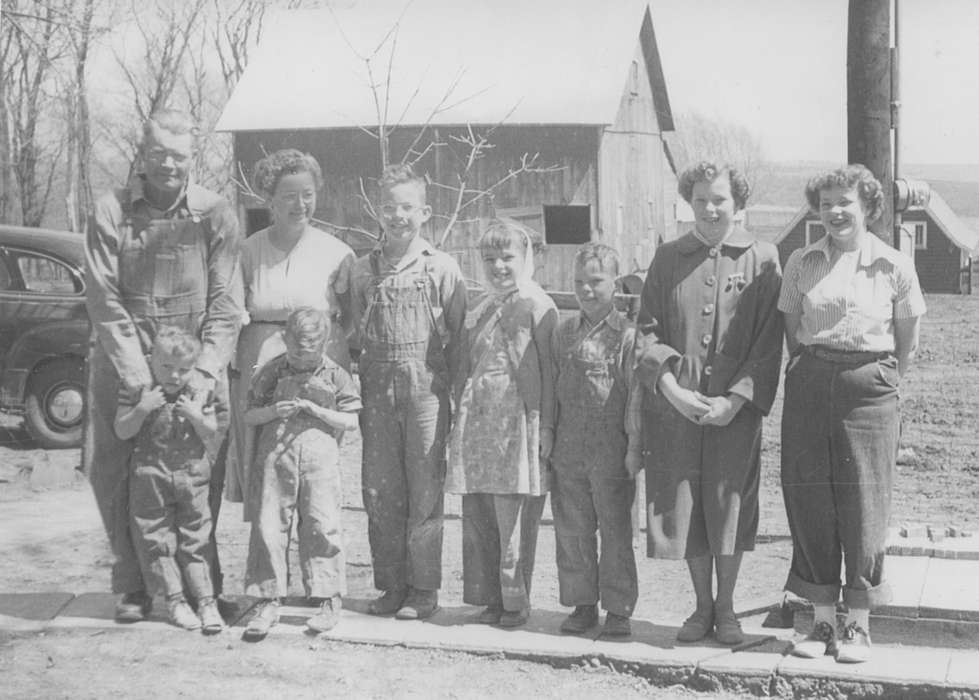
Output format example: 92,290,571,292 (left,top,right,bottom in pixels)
847,0,893,242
